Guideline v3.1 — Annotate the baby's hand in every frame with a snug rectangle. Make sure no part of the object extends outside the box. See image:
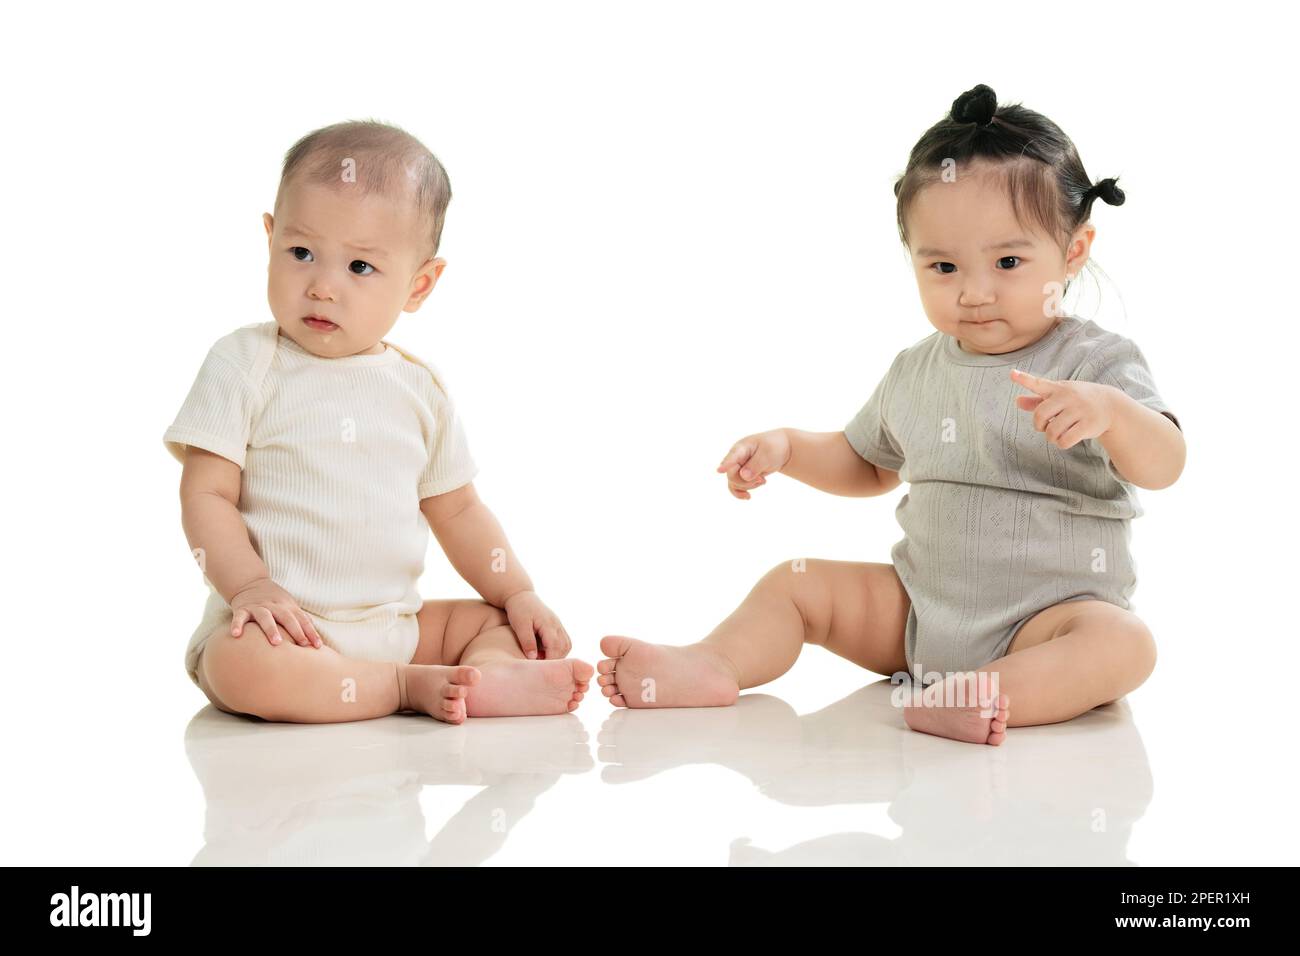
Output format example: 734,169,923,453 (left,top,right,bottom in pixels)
229,577,322,648
716,429,792,499
503,589,571,660
1010,369,1117,450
